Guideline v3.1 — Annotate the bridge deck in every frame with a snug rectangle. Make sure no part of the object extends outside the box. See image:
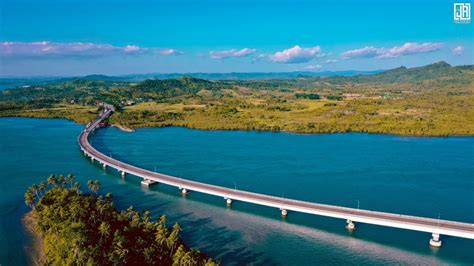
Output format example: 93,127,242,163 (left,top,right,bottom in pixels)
79,108,474,240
